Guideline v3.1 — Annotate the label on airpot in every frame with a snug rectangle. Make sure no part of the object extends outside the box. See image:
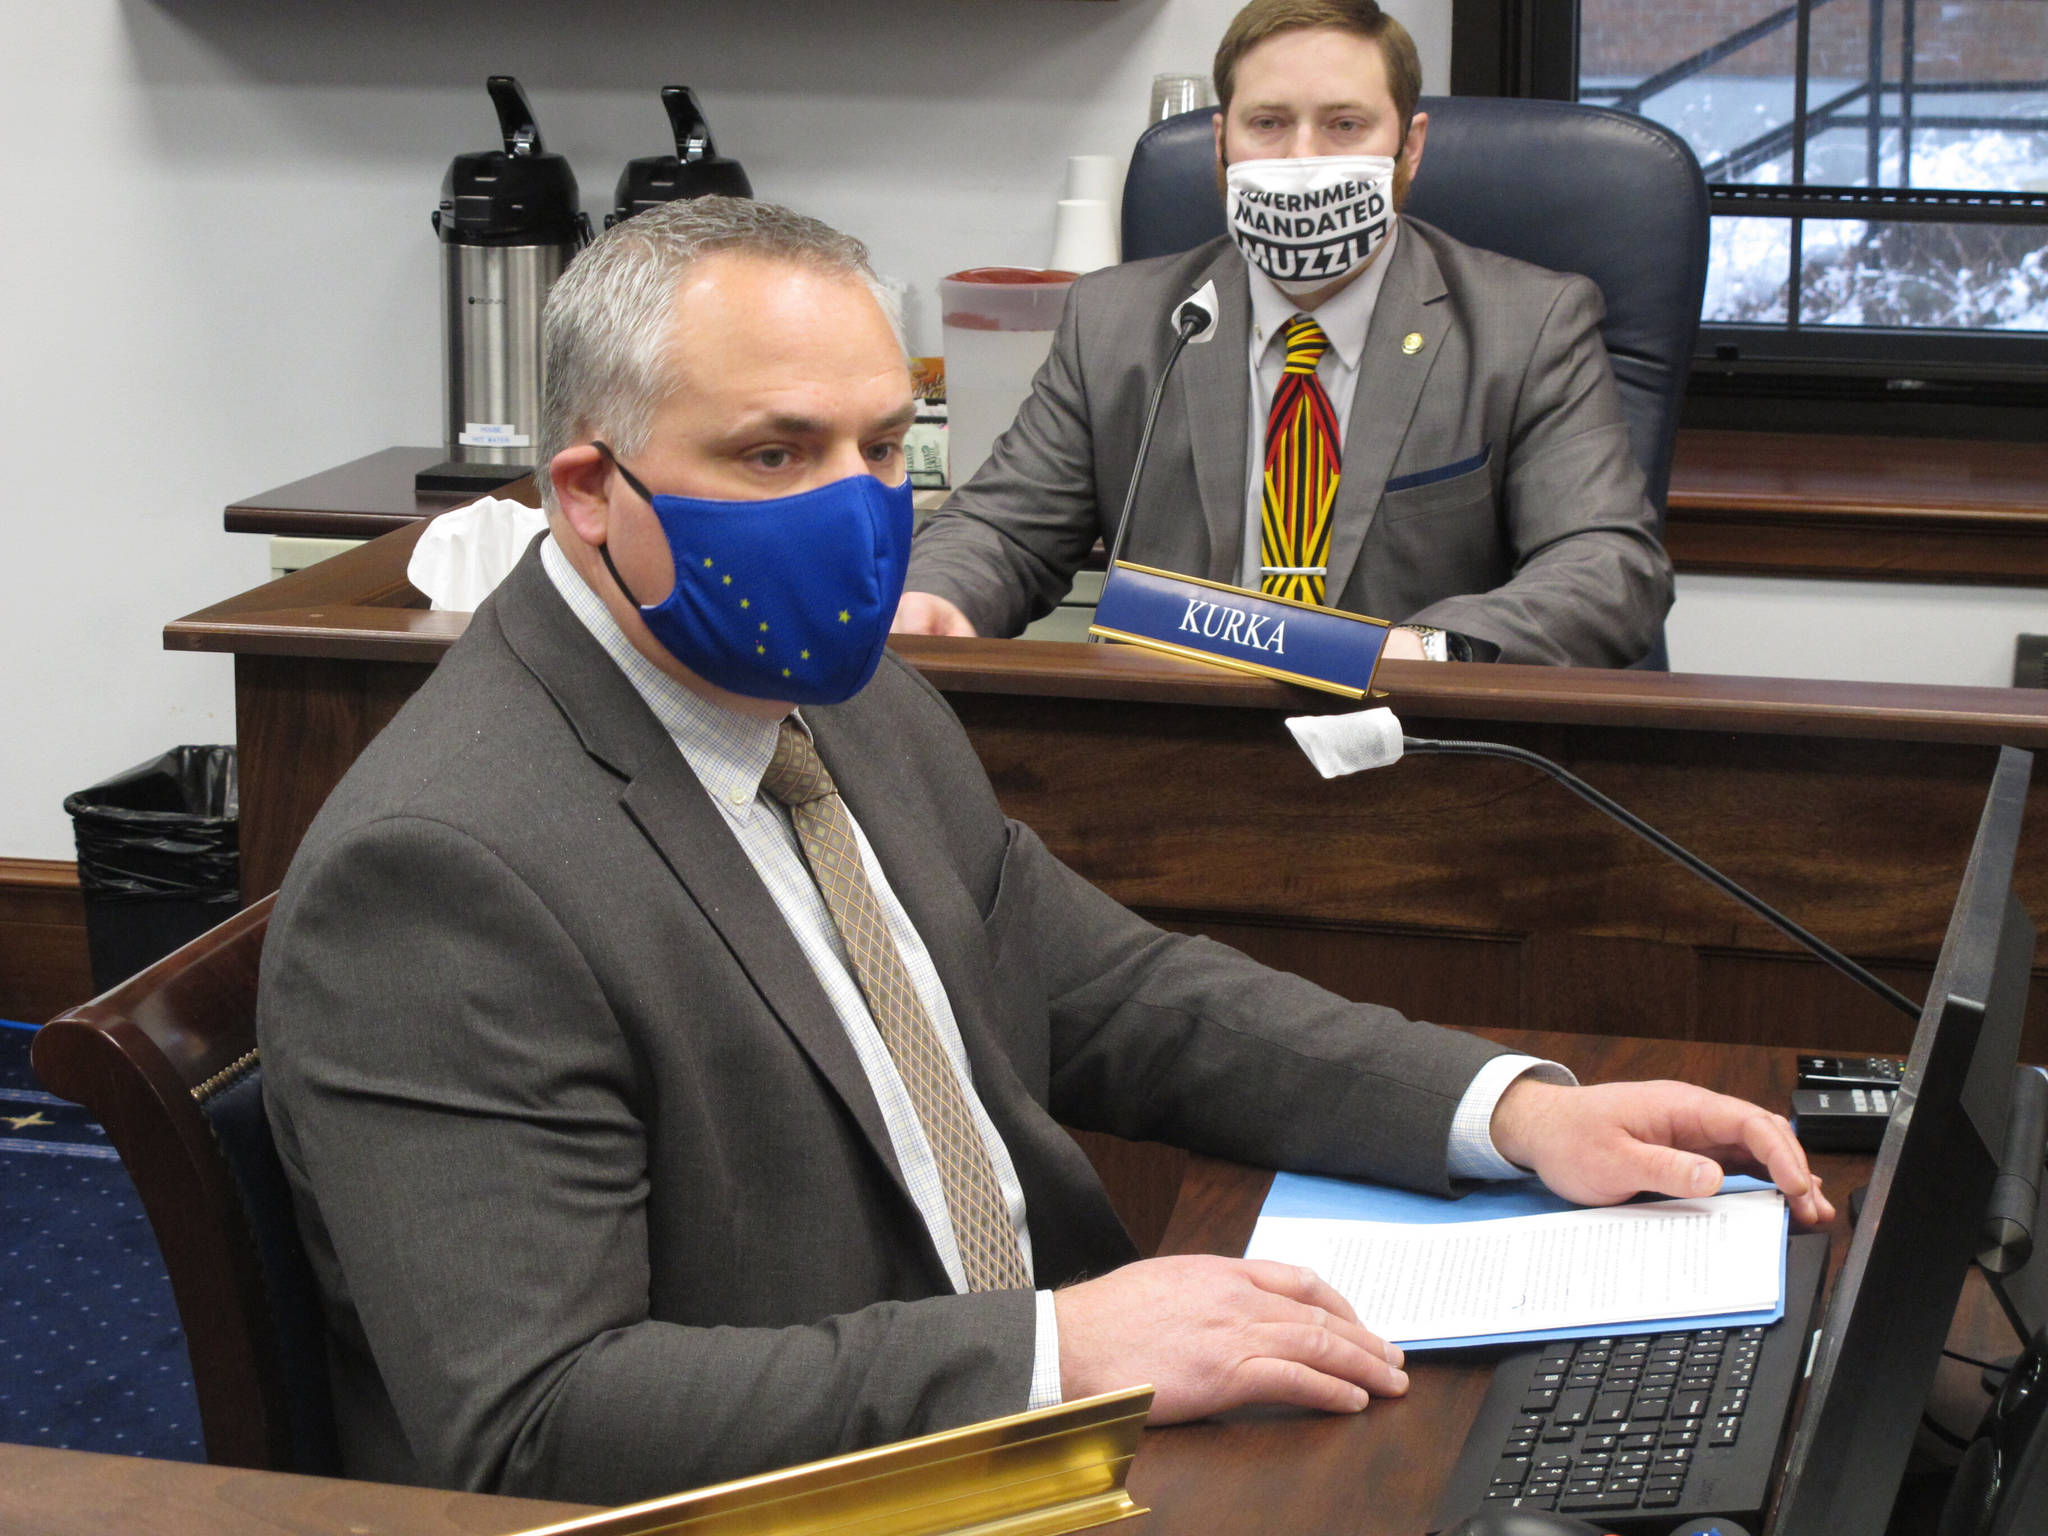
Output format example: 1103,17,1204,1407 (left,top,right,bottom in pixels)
458,422,531,448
